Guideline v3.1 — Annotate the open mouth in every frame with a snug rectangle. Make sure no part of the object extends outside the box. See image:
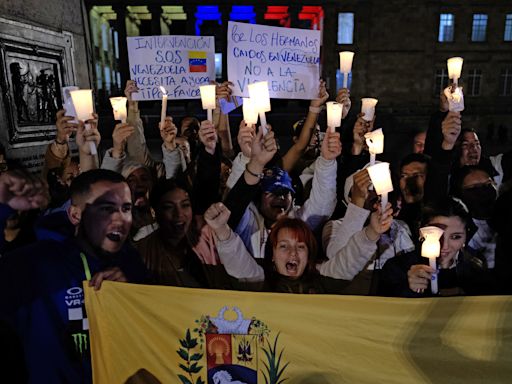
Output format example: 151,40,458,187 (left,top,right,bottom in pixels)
285,260,299,273
172,221,186,232
106,231,123,242
271,202,288,212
